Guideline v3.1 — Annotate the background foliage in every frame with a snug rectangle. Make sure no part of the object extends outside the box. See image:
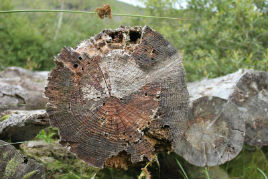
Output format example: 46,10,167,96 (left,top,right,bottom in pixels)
1,0,268,178
0,0,267,81
135,0,268,81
